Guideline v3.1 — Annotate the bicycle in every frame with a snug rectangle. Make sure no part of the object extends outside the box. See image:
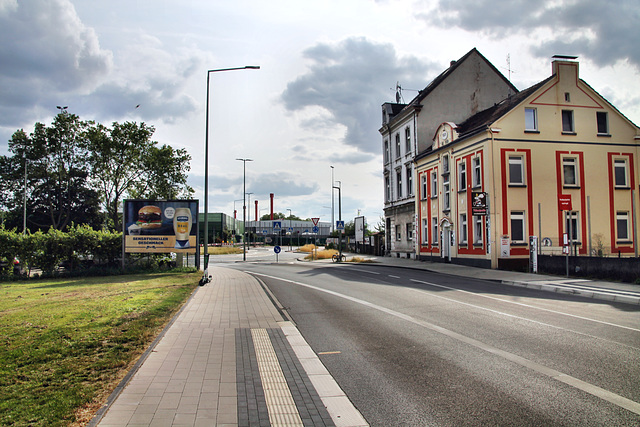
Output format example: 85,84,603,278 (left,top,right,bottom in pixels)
332,253,346,263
